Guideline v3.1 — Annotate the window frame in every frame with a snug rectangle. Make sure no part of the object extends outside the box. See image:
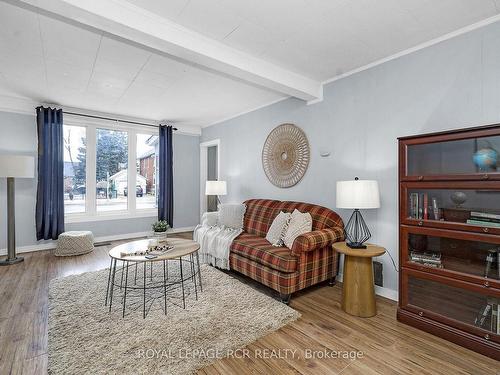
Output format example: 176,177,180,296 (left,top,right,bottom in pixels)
64,117,158,223
62,123,88,215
